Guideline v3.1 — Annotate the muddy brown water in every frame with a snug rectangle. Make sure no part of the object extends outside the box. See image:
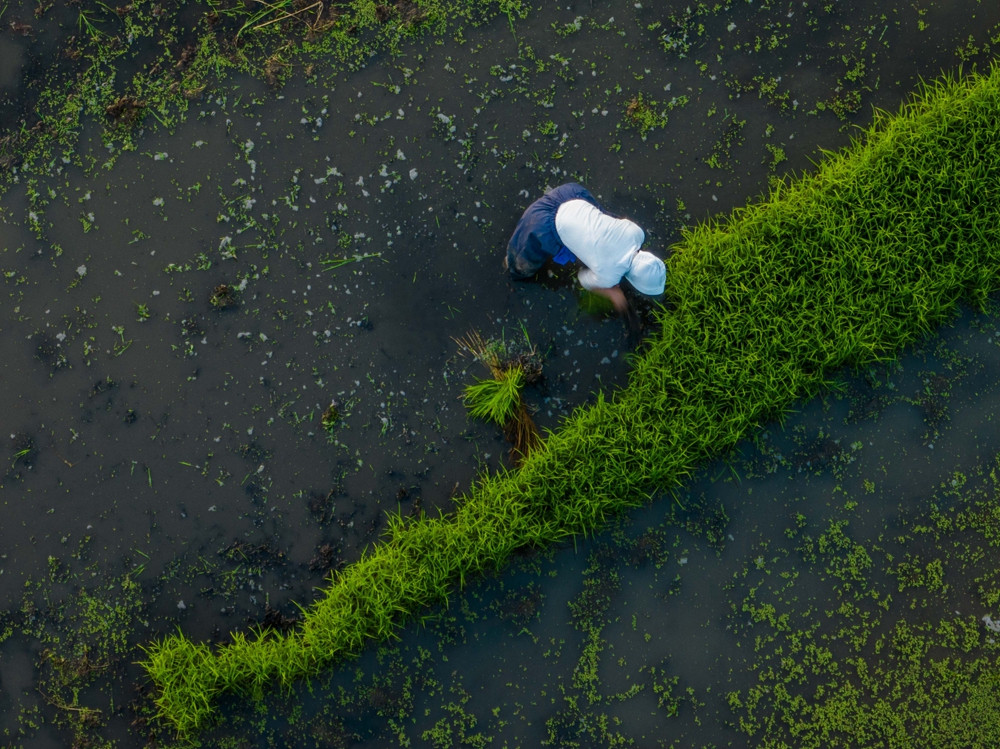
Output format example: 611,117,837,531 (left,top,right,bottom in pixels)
2,0,1000,745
